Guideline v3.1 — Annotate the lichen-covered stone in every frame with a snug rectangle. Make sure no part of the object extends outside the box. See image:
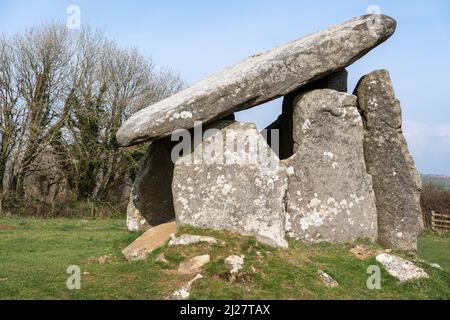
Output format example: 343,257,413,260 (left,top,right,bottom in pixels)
284,89,378,243
376,253,429,282
355,70,423,251
173,121,288,248
169,234,224,247
318,270,339,288
117,15,396,146
265,69,349,159
131,138,176,226
225,255,245,274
